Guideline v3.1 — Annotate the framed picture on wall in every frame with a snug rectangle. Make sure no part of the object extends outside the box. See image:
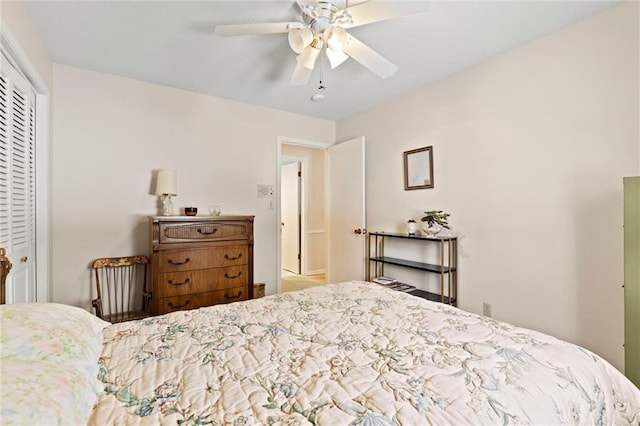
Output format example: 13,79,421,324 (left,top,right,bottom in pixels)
404,146,434,190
